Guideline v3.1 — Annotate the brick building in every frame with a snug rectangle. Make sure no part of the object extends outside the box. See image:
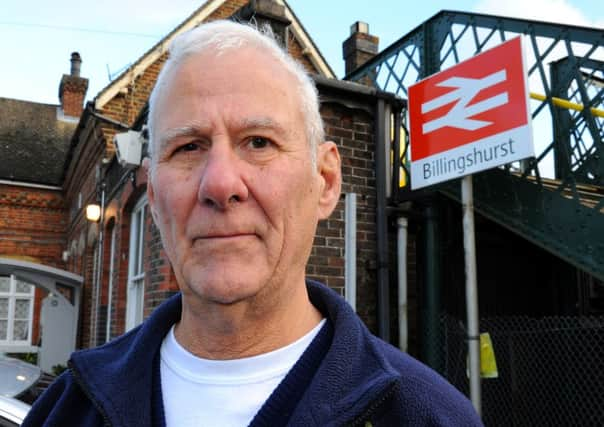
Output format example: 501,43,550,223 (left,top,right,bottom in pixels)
0,60,84,357
0,0,404,367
